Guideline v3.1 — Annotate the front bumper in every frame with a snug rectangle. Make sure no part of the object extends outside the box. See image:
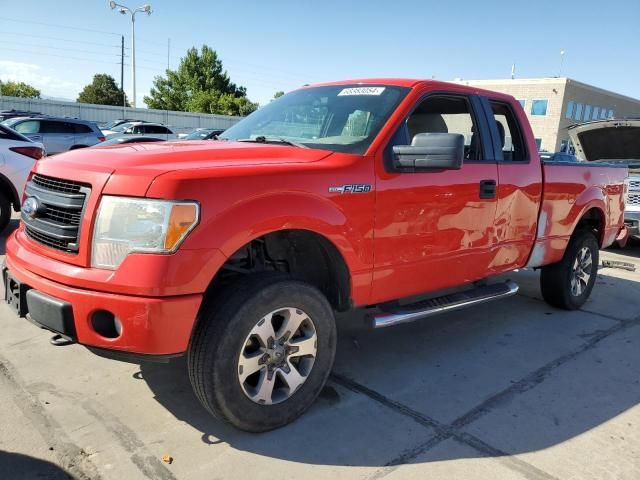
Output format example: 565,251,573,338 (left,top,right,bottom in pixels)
625,210,640,236
5,241,203,356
